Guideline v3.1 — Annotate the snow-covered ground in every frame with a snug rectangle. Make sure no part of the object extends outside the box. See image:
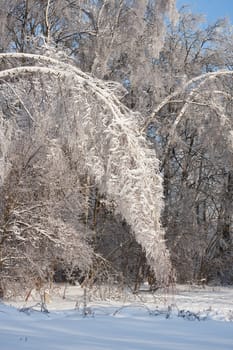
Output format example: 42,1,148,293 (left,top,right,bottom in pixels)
1,284,233,349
